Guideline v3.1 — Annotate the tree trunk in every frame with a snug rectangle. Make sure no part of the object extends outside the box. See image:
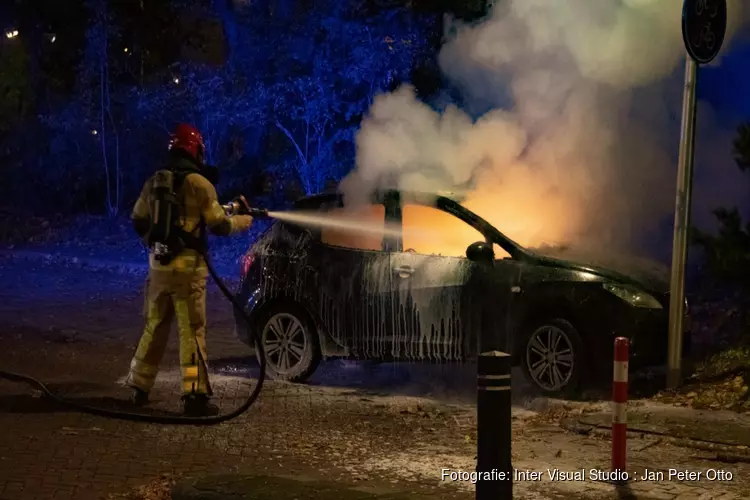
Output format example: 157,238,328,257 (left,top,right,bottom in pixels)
139,0,144,85
99,46,112,216
275,120,313,194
